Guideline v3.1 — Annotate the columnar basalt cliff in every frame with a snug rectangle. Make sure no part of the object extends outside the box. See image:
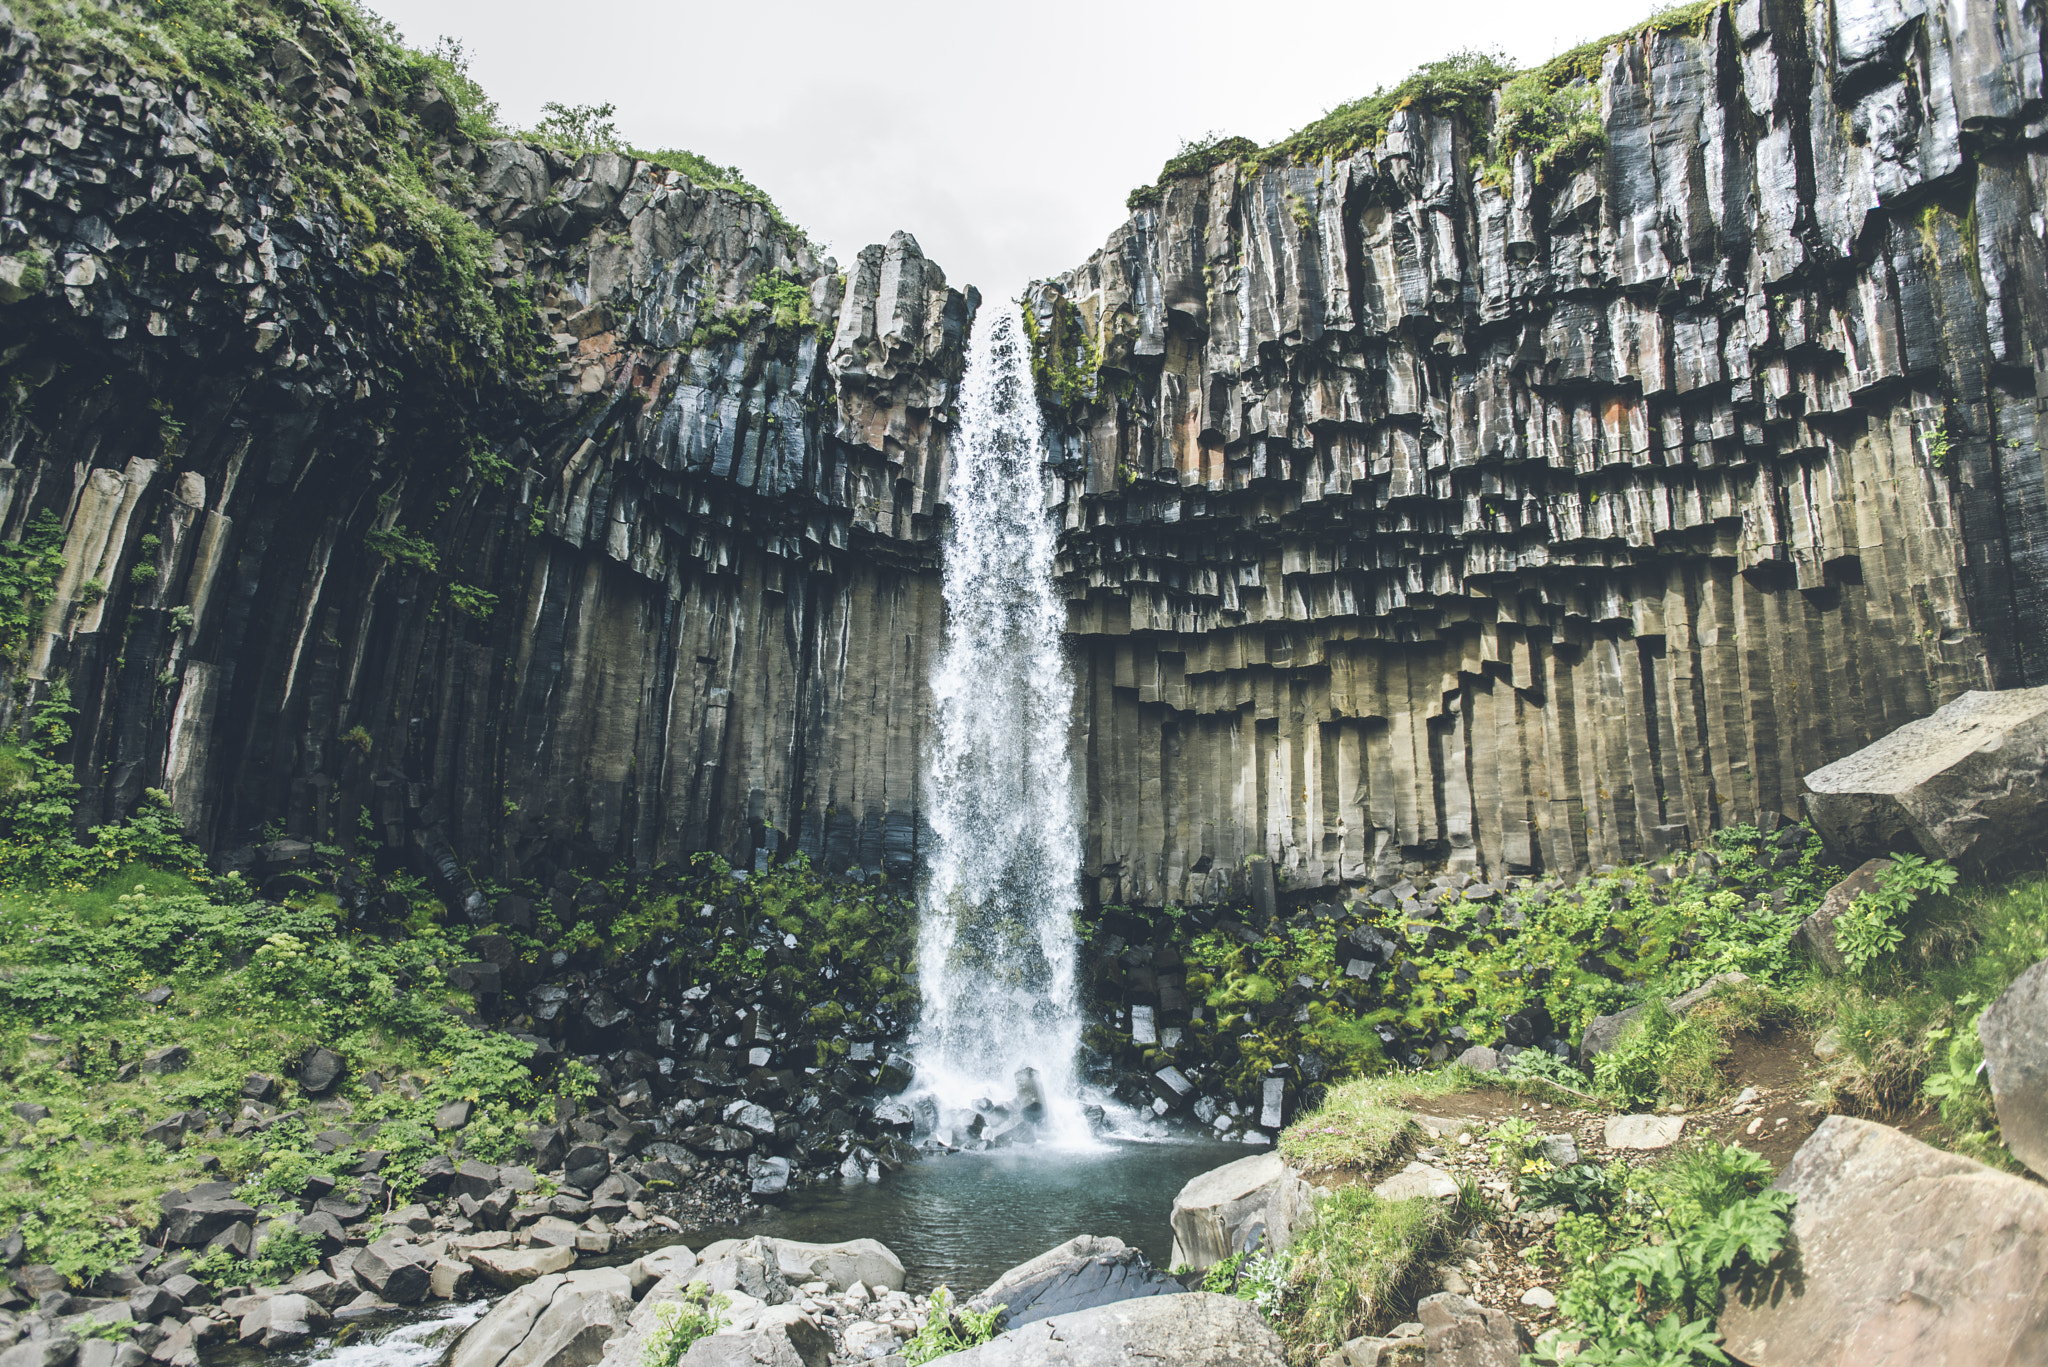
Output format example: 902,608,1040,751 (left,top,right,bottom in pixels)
2,0,2045,905
0,2,967,889
1035,0,2046,904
